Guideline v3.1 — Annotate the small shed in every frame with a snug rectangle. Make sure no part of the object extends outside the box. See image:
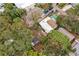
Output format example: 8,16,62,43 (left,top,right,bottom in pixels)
31,37,40,46
31,37,43,52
